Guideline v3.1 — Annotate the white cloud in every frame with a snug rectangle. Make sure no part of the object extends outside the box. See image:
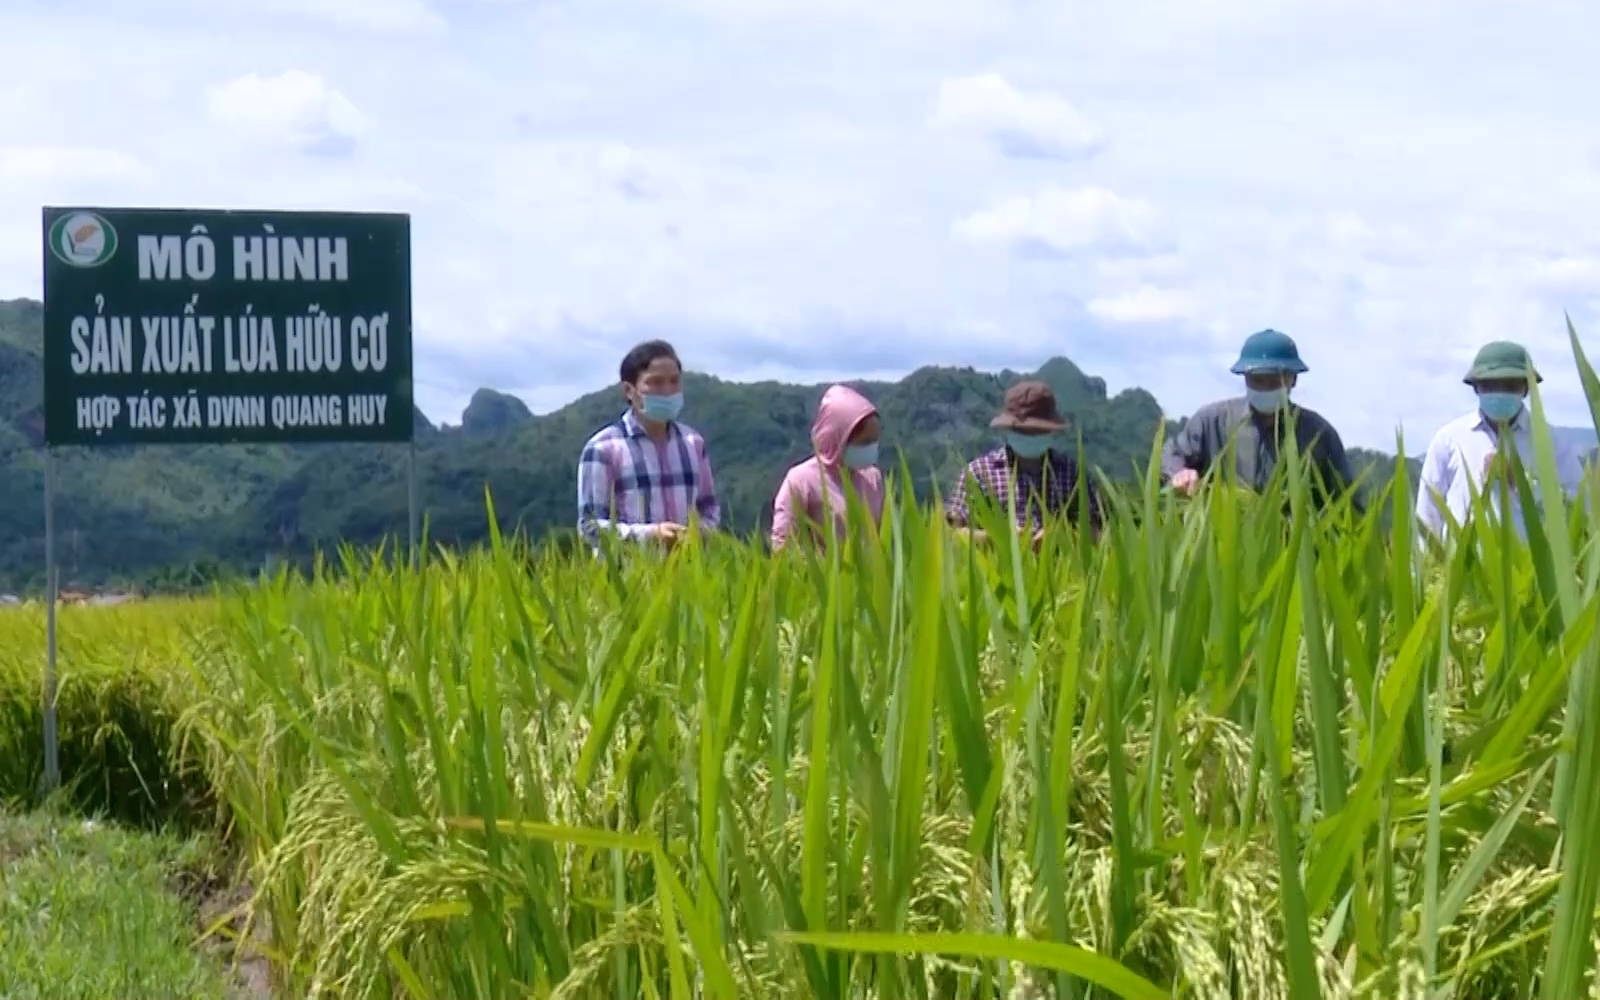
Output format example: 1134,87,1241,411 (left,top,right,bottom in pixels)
205,71,370,152
1095,253,1187,282
3,0,1600,449
204,0,446,33
955,186,1160,255
642,0,1001,33
1088,286,1195,323
0,147,147,184
931,74,1100,160
1532,256,1600,293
